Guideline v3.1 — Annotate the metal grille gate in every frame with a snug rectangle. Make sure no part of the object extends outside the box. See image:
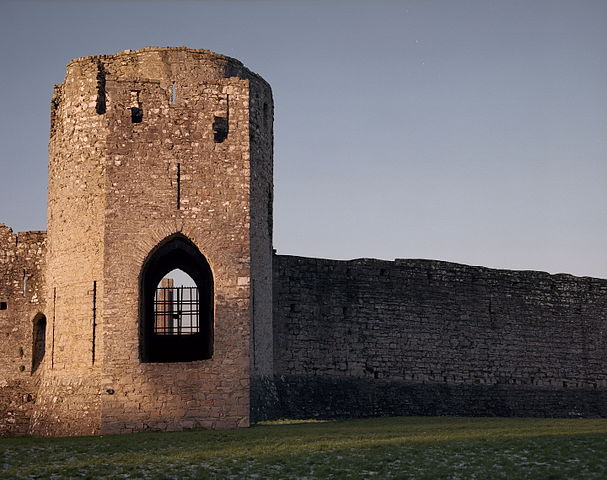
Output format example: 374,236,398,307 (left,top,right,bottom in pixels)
153,286,200,335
